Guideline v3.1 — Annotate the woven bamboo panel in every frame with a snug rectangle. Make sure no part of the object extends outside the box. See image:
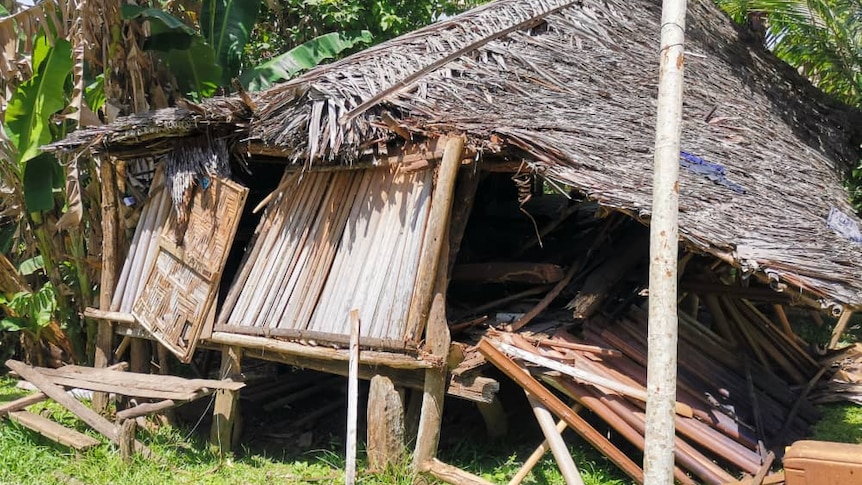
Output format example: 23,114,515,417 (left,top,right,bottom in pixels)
218,167,432,347
134,177,247,362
